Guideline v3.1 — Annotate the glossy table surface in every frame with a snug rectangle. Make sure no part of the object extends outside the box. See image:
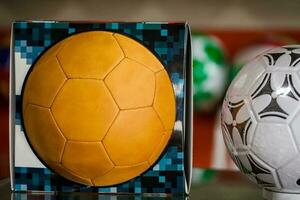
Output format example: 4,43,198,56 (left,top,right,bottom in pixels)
0,171,263,200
